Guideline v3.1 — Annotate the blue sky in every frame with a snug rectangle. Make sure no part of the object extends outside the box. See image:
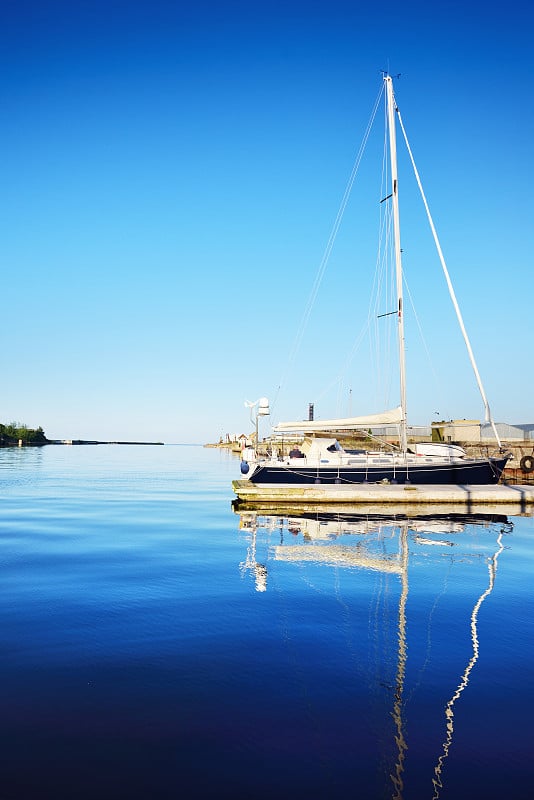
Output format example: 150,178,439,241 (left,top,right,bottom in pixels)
1,0,532,443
